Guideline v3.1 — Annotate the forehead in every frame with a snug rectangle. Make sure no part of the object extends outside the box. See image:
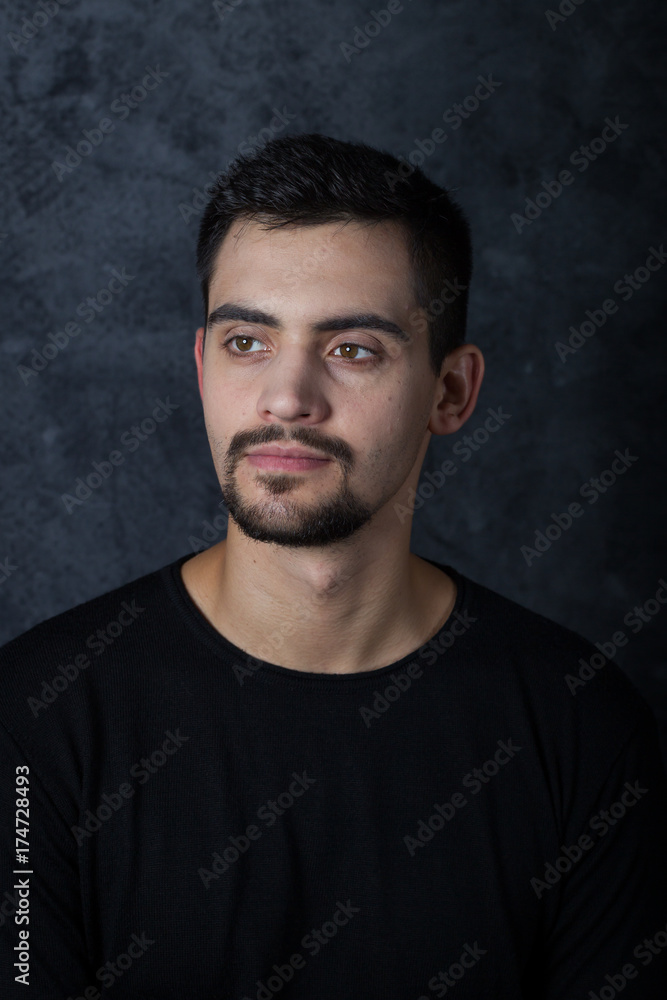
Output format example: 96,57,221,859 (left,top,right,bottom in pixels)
208,217,417,307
